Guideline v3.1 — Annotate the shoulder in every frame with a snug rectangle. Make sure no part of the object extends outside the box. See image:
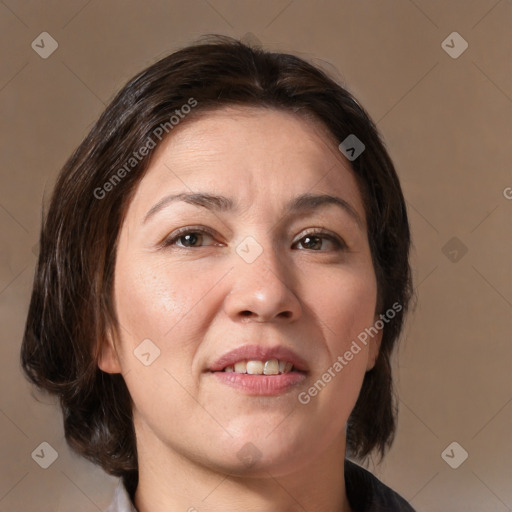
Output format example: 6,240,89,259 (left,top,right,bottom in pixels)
344,459,416,512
